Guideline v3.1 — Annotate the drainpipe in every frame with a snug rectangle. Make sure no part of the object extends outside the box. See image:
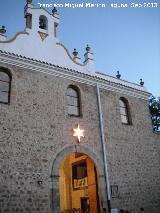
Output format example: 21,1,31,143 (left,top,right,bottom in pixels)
96,83,111,213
